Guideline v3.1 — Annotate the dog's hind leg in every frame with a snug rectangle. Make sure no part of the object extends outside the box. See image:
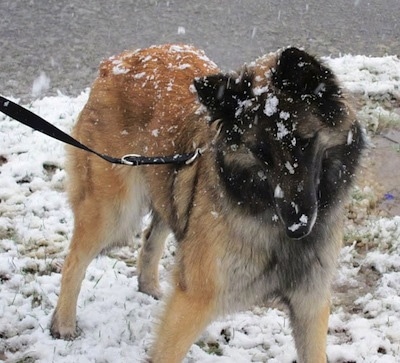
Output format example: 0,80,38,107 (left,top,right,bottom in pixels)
138,212,170,300
50,164,148,340
289,294,330,363
50,198,112,339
